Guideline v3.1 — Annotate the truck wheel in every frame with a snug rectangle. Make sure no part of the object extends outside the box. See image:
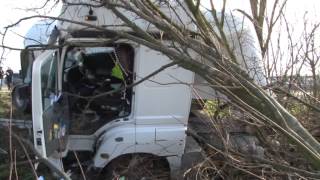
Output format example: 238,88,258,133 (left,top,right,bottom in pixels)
102,154,170,180
12,84,31,114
